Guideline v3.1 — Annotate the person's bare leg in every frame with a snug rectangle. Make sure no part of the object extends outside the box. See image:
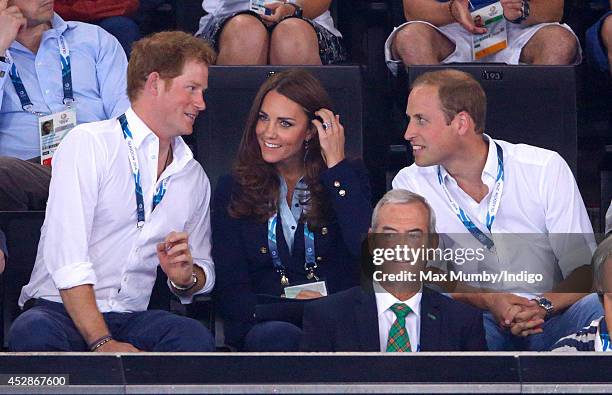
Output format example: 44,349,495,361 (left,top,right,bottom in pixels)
391,22,454,65
217,14,269,65
520,25,578,65
269,18,321,65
